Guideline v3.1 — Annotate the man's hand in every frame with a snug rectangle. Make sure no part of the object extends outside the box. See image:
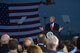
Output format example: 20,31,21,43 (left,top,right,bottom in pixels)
39,27,44,31
59,27,63,32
